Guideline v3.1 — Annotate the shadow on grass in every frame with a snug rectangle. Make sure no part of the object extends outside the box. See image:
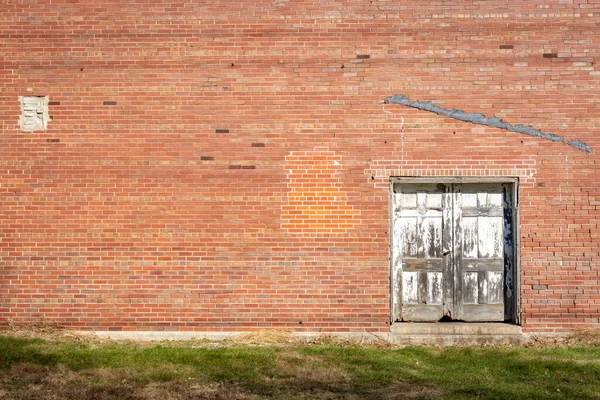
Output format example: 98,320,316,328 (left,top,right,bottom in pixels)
0,337,59,369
